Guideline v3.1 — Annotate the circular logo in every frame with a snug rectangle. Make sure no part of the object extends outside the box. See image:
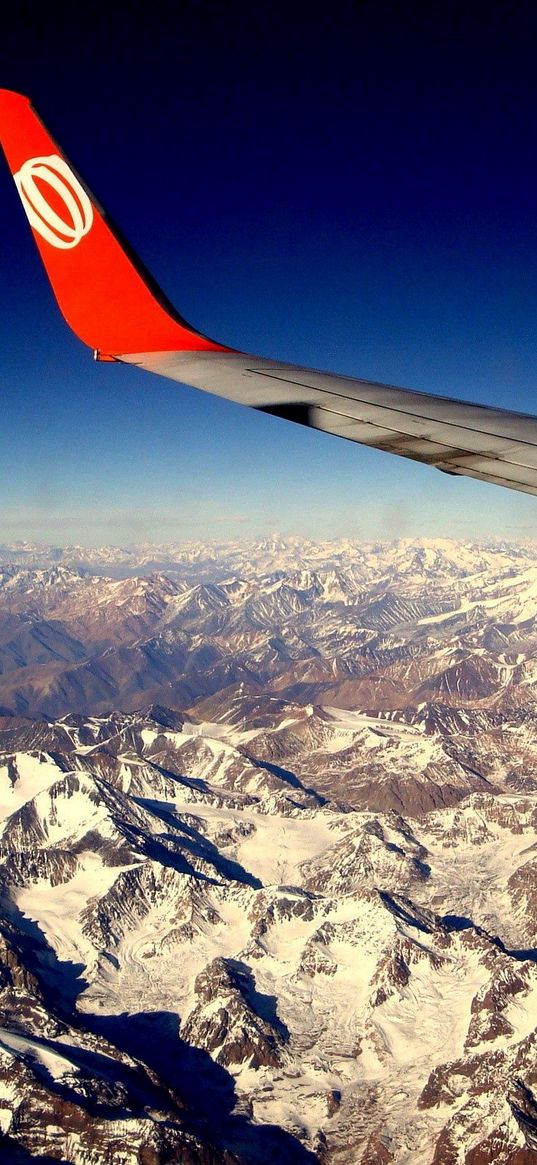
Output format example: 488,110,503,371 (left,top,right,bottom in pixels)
13,154,94,249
